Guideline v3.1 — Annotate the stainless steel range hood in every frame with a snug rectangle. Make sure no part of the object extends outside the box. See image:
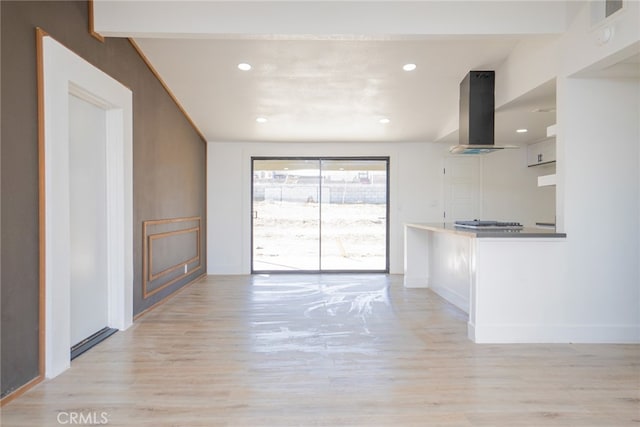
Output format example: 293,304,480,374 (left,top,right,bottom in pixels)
449,71,517,155
449,144,511,154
